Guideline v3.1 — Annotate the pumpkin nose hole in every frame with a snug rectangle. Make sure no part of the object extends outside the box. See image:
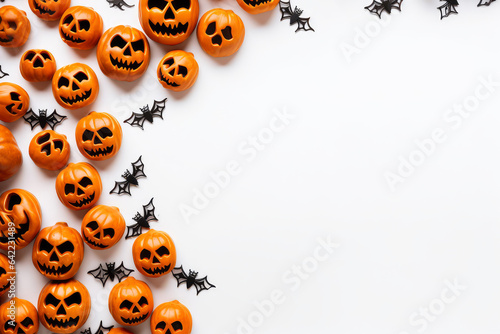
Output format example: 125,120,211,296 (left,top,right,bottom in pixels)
77,188,85,196
72,82,79,91
71,24,77,33
132,306,140,313
56,305,66,315
152,256,160,264
164,6,175,19
124,46,131,56
50,252,59,262
33,57,44,68
94,136,102,144
94,232,101,239
212,35,222,46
